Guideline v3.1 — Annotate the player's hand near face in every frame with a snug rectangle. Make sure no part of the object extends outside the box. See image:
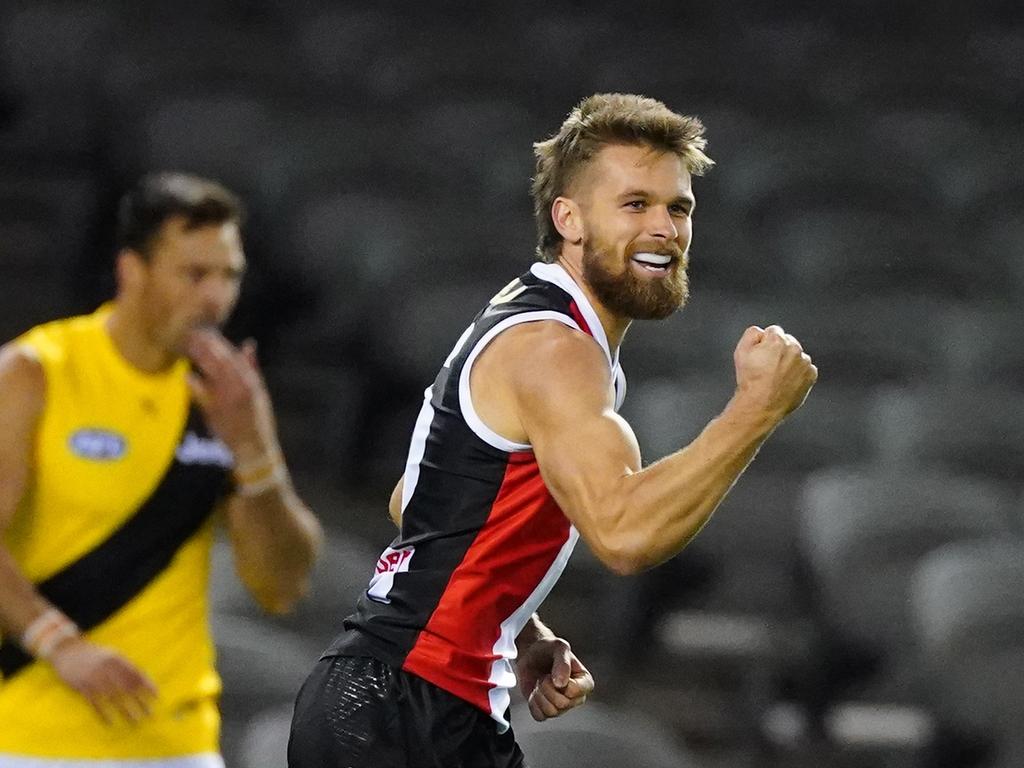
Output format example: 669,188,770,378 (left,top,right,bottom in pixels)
186,329,279,465
48,636,158,725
